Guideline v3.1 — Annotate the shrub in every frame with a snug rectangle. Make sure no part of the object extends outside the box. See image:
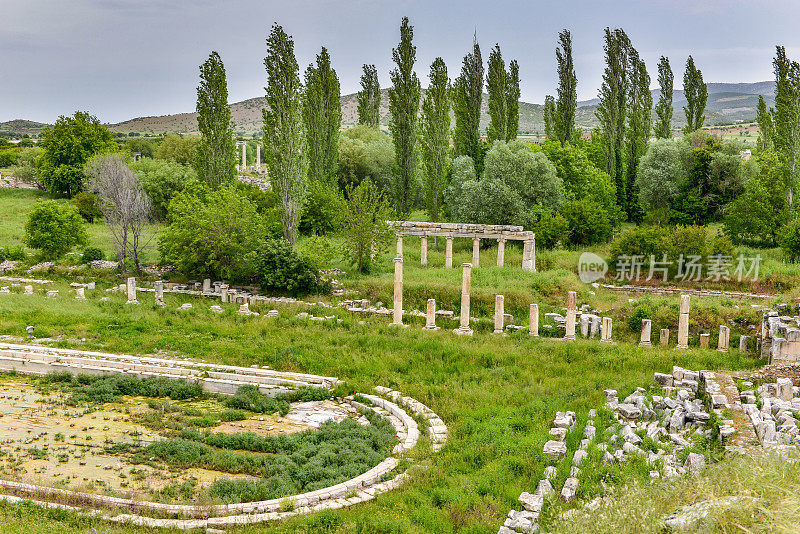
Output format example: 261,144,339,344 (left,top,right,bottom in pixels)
23,200,88,260
562,199,612,246
344,180,394,273
257,239,329,297
299,181,346,235
132,159,196,220
781,218,800,262
71,191,103,222
609,226,670,265
295,235,342,270
0,245,26,262
81,247,104,263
